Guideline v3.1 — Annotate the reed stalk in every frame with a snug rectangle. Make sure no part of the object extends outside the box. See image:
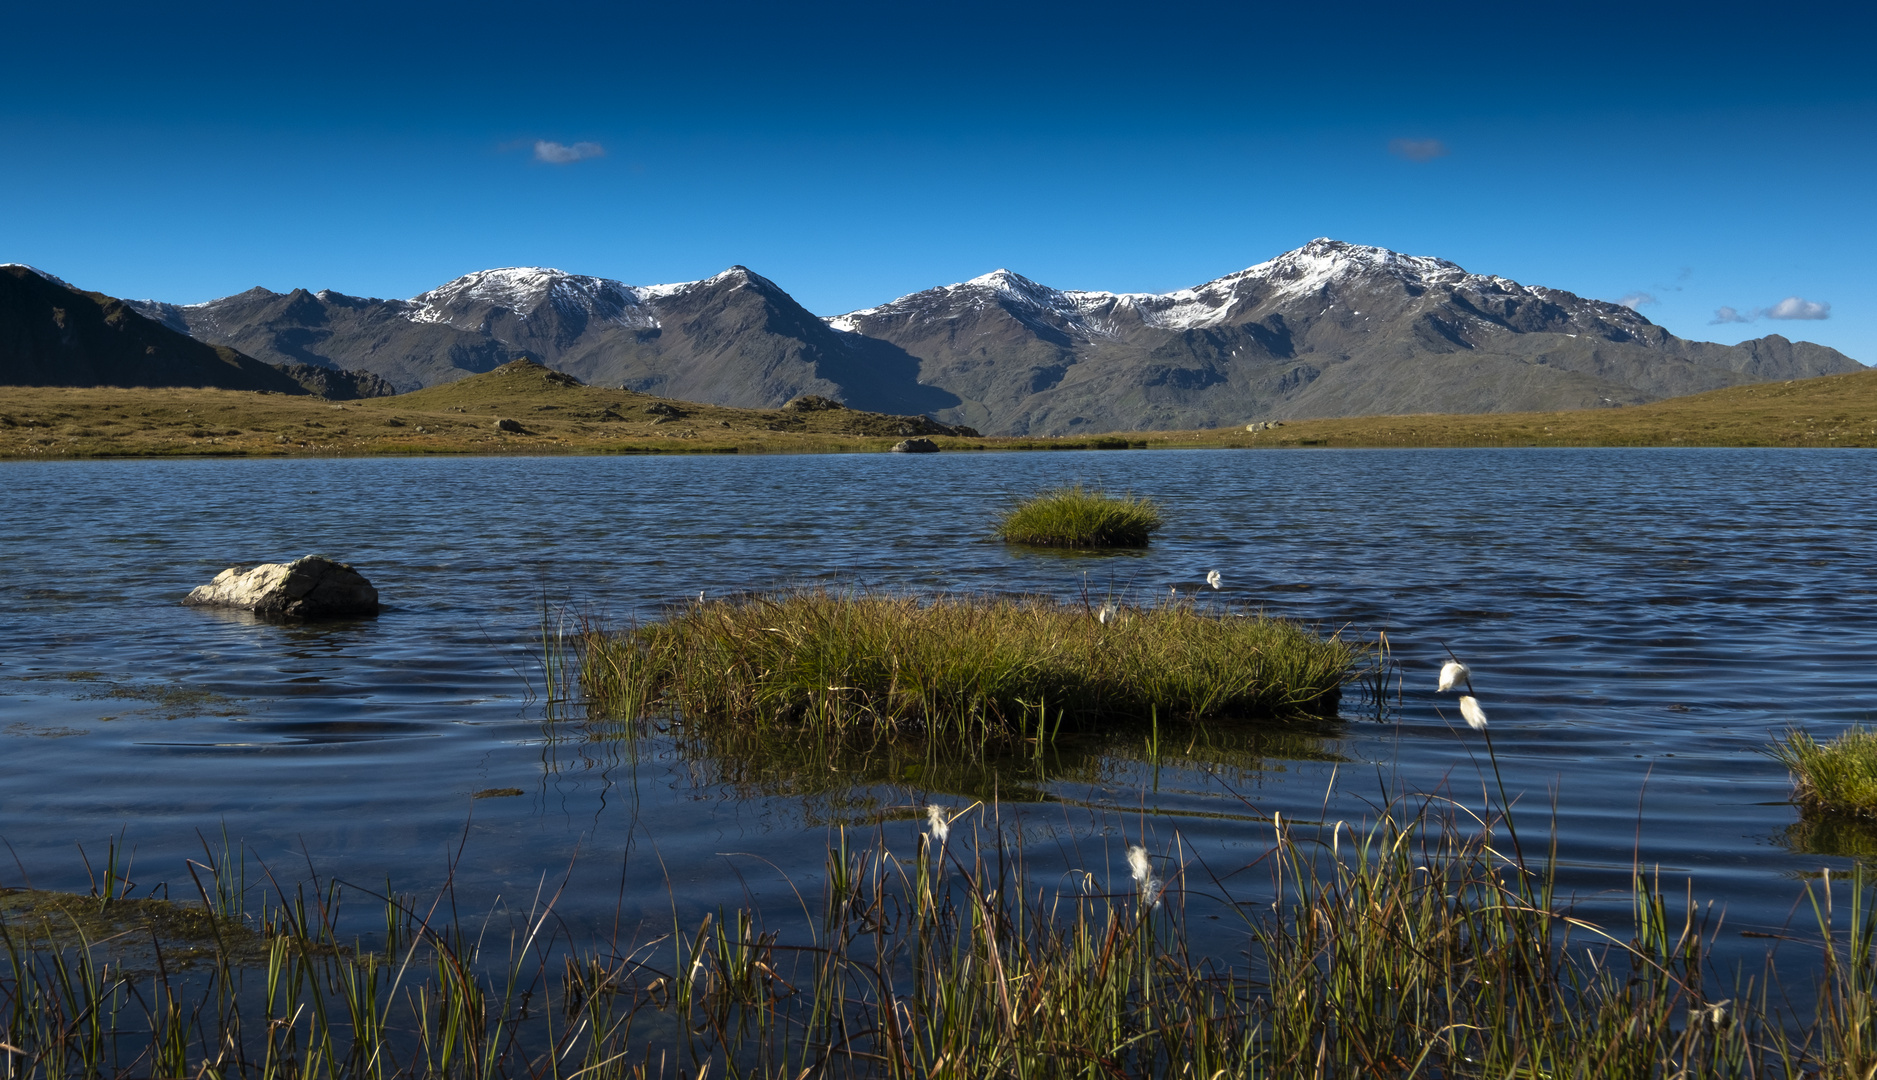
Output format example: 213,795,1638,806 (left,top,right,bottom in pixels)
5,795,1877,1077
